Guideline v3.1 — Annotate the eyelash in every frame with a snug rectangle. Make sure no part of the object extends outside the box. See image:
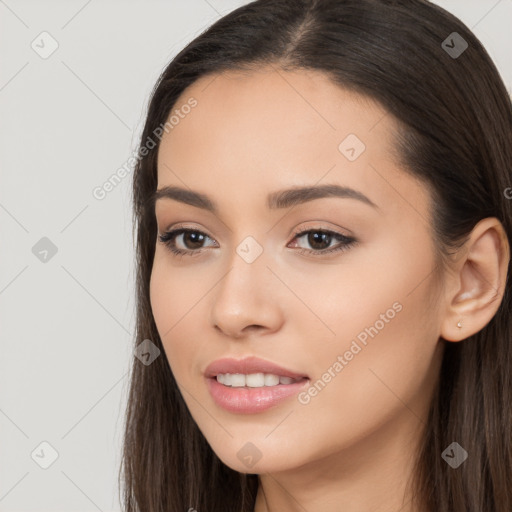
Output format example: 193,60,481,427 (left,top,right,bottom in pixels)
158,226,357,258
